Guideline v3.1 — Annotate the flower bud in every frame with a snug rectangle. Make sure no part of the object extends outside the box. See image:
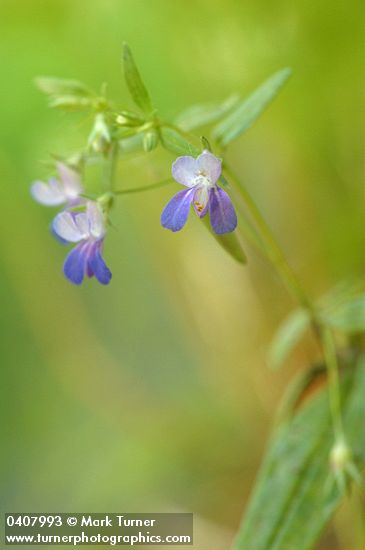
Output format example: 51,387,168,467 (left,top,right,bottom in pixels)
88,113,112,155
143,129,159,152
116,110,145,127
330,440,352,472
